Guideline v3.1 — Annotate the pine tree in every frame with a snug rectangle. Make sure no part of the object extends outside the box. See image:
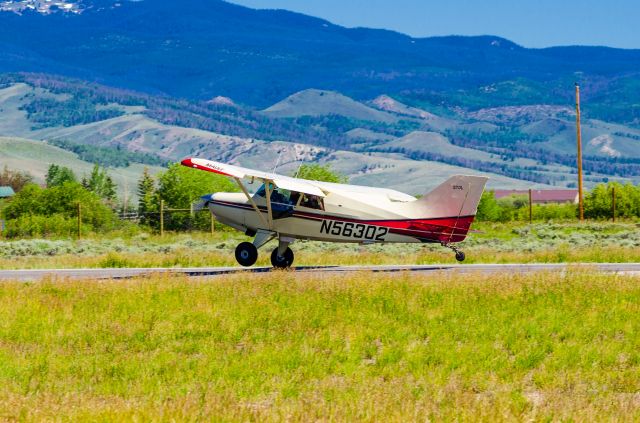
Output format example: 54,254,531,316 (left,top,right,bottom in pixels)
45,164,60,188
103,175,117,203
137,167,156,224
45,164,76,187
86,164,105,195
82,164,118,206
